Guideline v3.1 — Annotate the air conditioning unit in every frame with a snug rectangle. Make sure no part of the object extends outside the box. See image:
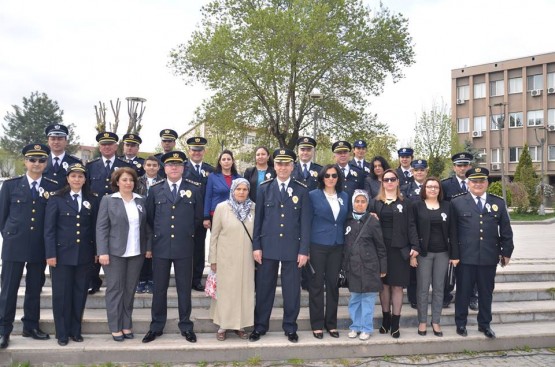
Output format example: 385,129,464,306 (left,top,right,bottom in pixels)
531,89,542,97
456,99,465,105
491,163,500,171
472,130,483,138
548,124,555,131
548,87,555,94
